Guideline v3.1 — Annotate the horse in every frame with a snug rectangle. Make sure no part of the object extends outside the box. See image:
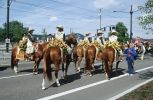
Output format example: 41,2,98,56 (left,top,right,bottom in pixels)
96,46,121,80
73,45,84,72
61,33,78,79
32,42,49,74
84,45,96,76
42,46,61,90
11,36,38,73
41,34,77,89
